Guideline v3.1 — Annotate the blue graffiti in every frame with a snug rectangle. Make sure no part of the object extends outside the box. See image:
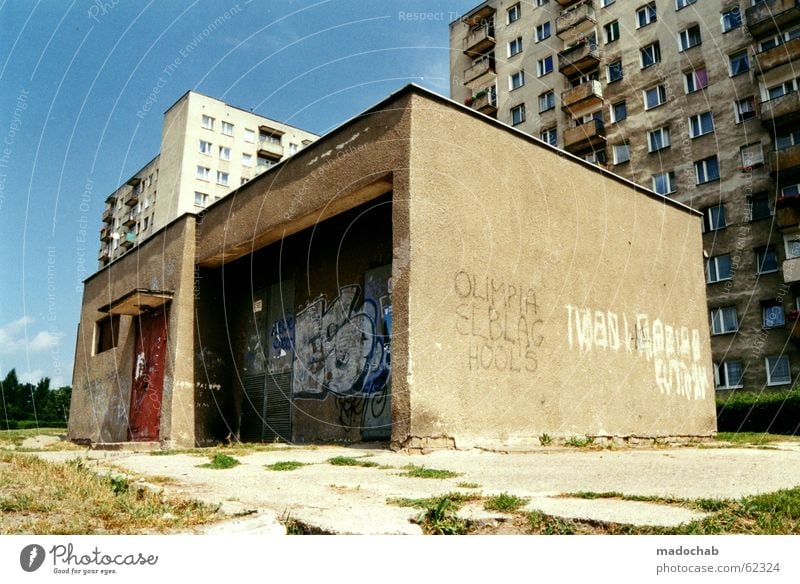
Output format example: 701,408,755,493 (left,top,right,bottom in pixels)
270,314,295,353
